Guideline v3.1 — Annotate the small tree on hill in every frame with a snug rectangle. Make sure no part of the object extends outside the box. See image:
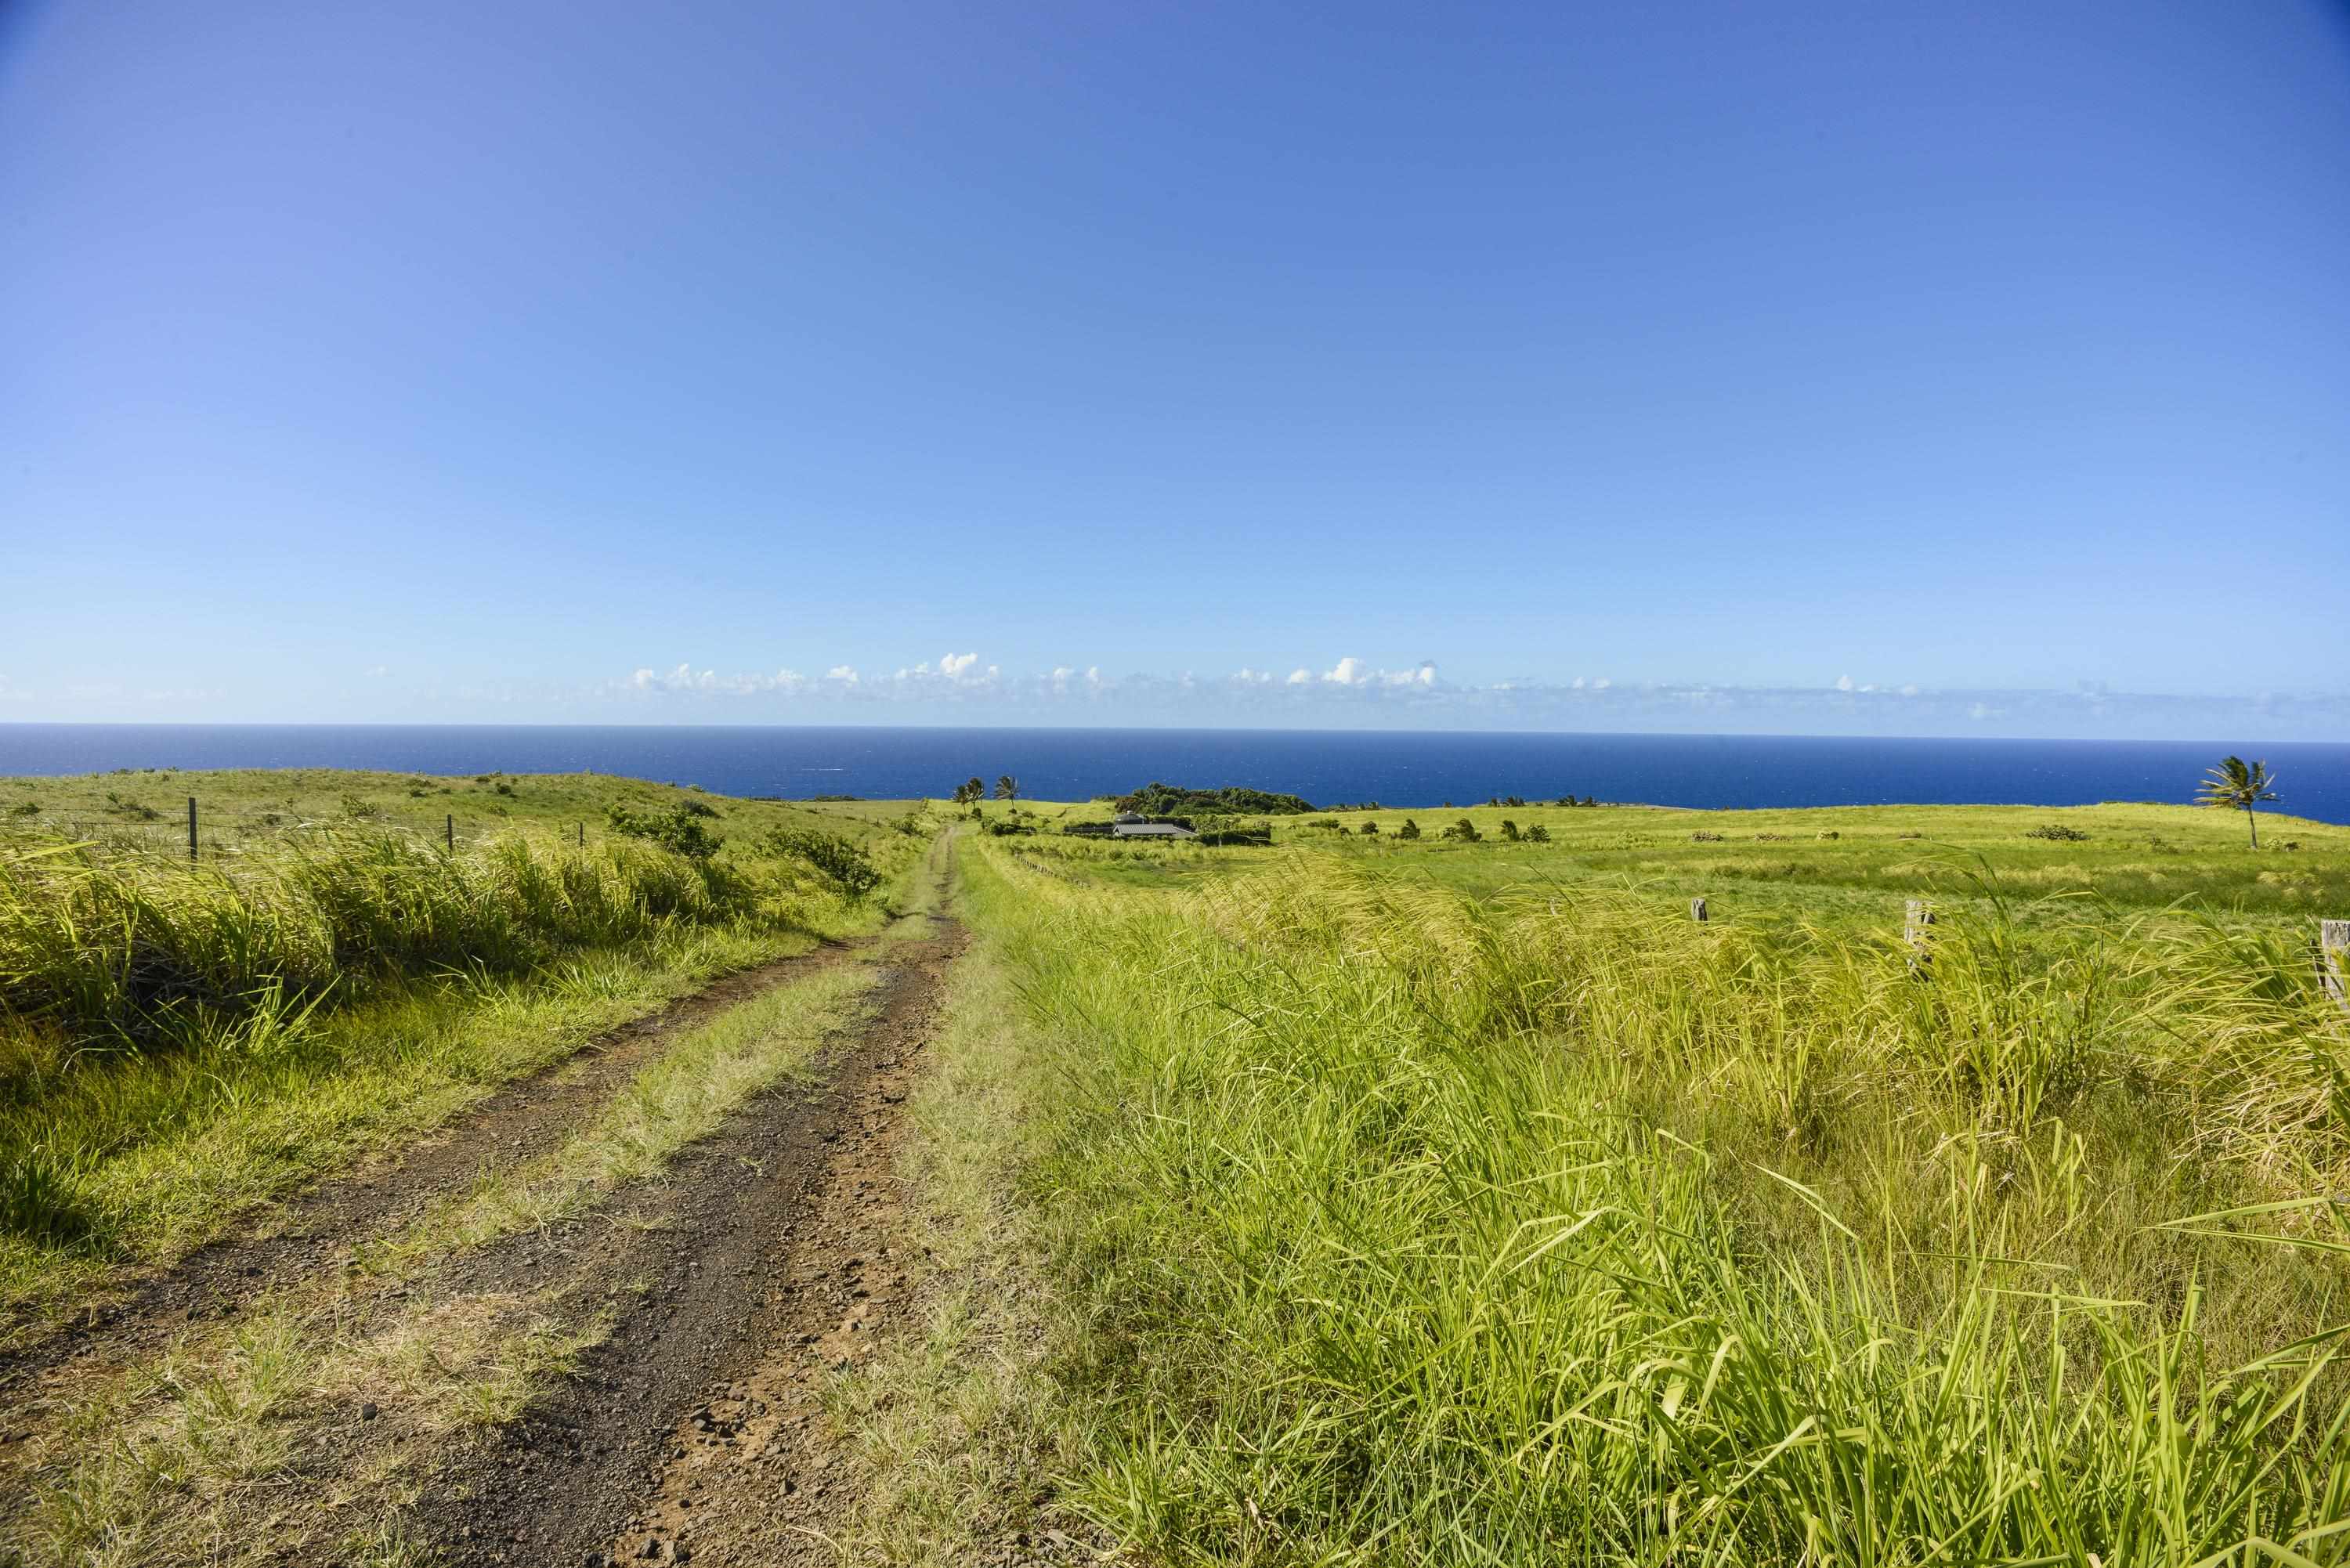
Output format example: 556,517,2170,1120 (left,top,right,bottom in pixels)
1499,820,1521,842
953,777,985,805
1525,824,1550,843
2197,756,2279,847
995,774,1018,801
1360,820,1379,836
1397,818,1421,840
606,802,722,860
